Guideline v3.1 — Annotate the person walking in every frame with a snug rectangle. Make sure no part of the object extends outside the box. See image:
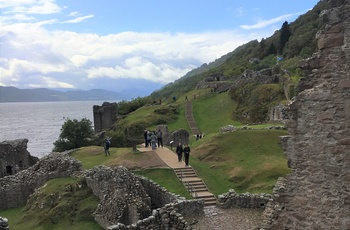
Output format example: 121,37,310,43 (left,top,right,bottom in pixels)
183,144,190,166
157,129,163,148
144,130,149,147
104,137,111,156
147,131,151,147
150,131,157,150
176,143,183,162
